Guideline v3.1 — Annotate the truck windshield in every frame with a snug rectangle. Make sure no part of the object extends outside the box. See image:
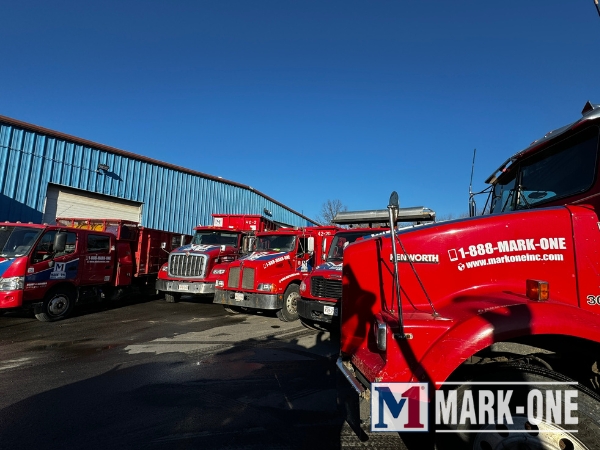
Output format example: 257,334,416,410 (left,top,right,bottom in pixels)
256,235,296,252
0,226,42,258
192,231,239,247
490,126,599,213
327,231,378,261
